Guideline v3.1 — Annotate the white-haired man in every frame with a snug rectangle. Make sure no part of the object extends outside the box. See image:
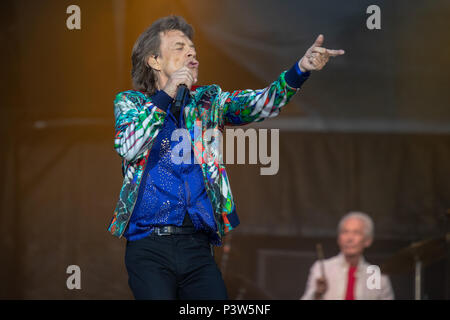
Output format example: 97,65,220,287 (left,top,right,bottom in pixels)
301,212,394,300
